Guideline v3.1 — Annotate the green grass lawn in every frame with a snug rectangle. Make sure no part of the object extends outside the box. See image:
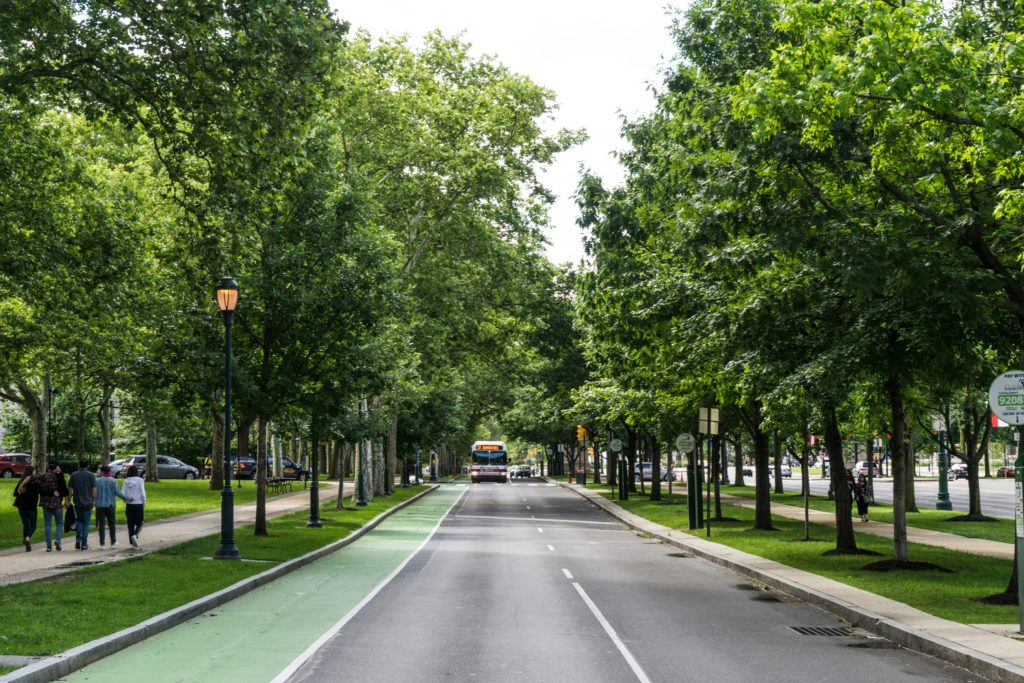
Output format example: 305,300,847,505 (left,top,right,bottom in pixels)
0,478,317,551
716,484,1015,544
0,484,429,657
589,487,1016,625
